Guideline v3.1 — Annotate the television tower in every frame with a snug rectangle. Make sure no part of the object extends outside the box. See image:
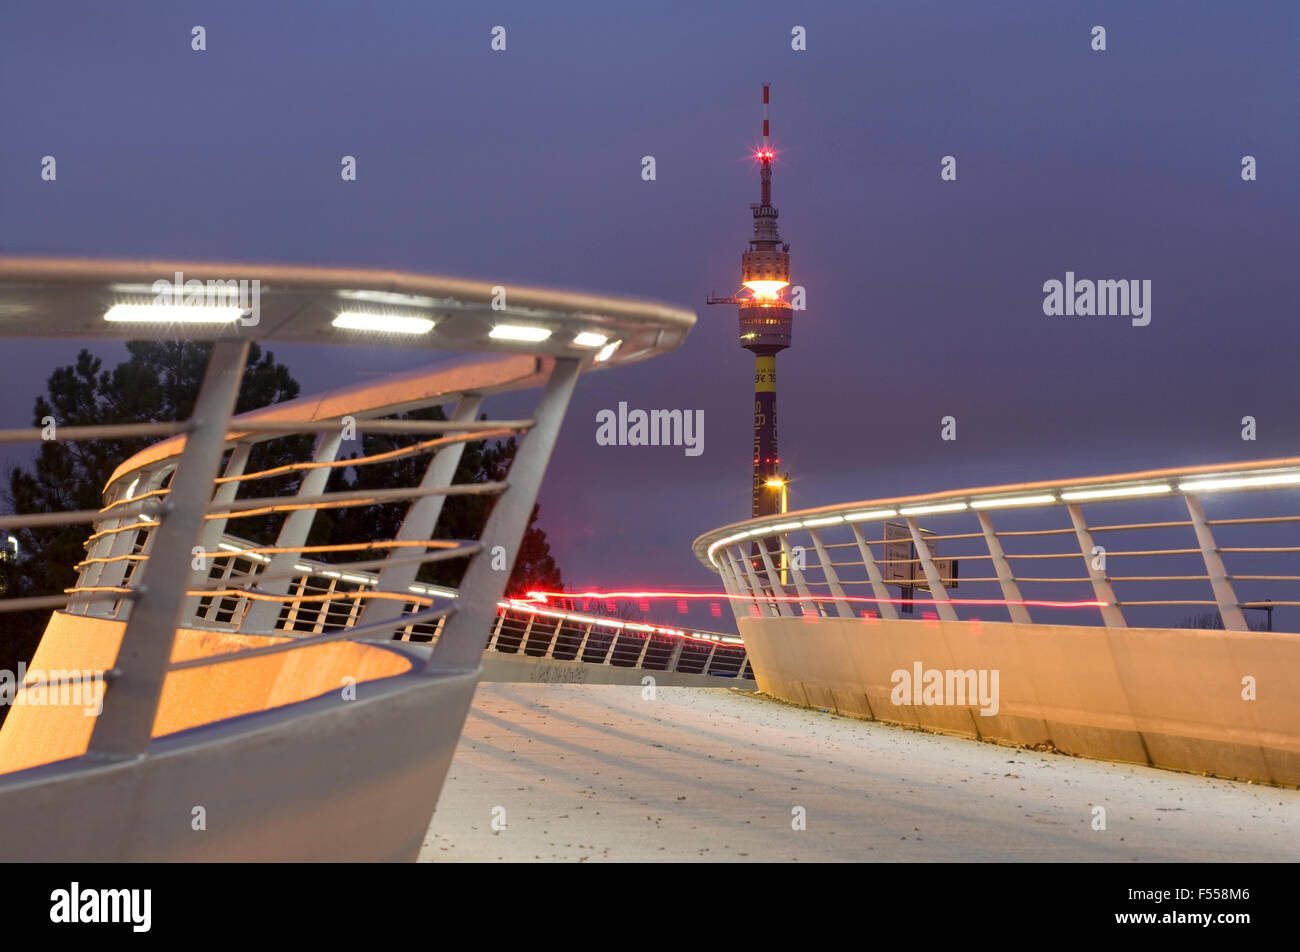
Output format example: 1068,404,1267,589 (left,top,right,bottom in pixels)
708,83,795,519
